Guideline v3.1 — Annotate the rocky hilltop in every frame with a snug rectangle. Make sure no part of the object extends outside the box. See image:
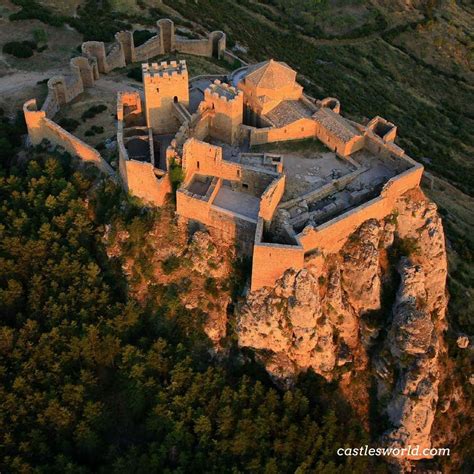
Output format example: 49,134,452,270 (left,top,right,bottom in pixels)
238,188,448,461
